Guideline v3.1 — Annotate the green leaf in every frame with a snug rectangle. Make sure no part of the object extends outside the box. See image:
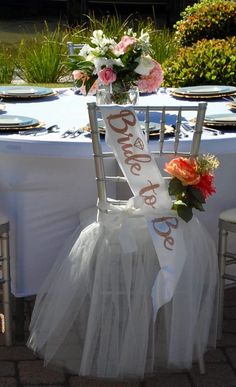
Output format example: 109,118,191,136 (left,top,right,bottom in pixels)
189,186,205,203
168,178,185,196
177,205,193,223
85,77,97,94
193,201,205,211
